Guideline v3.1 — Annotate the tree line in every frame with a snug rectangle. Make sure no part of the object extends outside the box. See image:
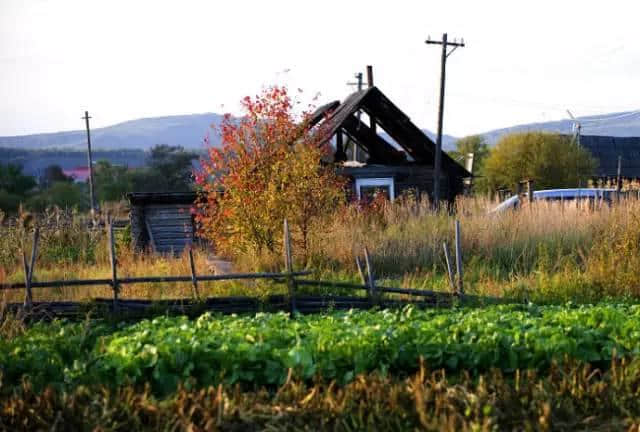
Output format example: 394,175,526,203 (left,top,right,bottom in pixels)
0,129,599,215
0,145,198,213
